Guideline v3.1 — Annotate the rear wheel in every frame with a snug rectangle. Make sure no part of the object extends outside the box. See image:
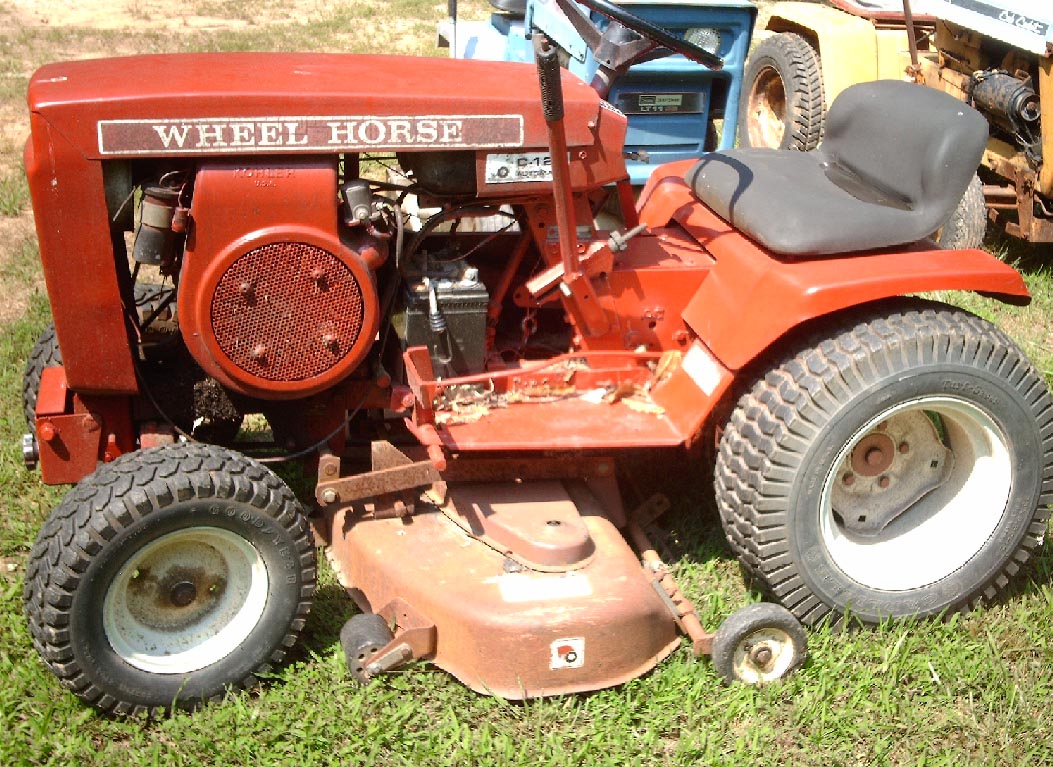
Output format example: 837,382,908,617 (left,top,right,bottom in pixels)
714,300,1053,626
24,443,315,715
739,32,825,151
